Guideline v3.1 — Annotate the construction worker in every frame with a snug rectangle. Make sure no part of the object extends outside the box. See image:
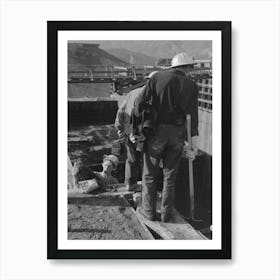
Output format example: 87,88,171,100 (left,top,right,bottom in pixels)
71,154,119,194
115,71,158,191
91,154,119,188
135,53,199,222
